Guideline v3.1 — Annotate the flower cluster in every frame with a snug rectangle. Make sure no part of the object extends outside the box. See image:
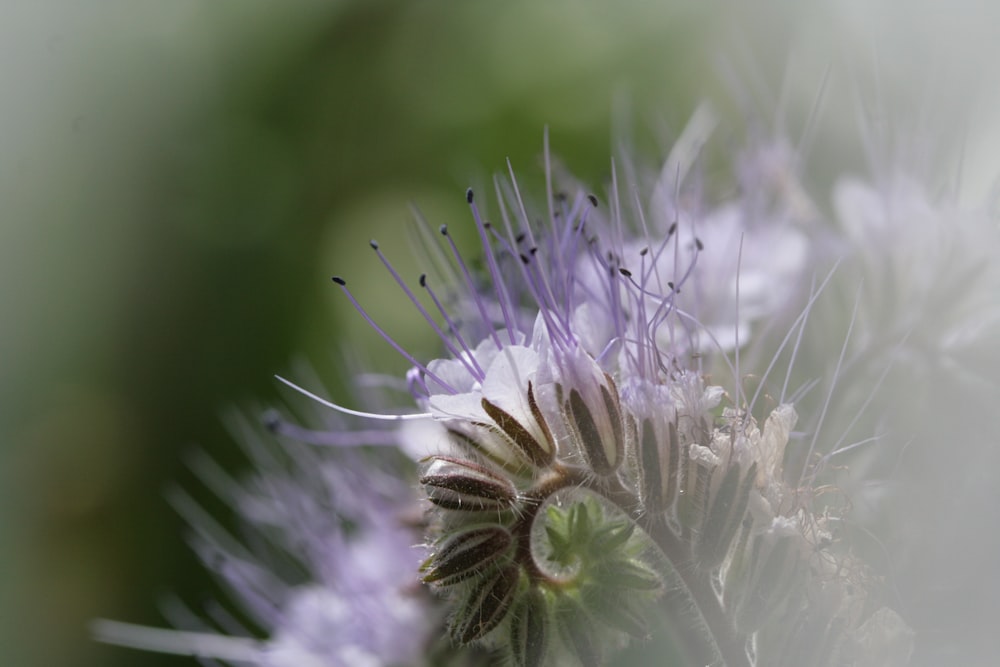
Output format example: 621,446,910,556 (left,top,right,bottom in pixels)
322,121,914,665
98,107,1000,665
